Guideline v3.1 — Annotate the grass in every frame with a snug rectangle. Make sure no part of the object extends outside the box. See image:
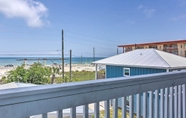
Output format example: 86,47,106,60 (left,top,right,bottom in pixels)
100,108,132,118
55,70,105,83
